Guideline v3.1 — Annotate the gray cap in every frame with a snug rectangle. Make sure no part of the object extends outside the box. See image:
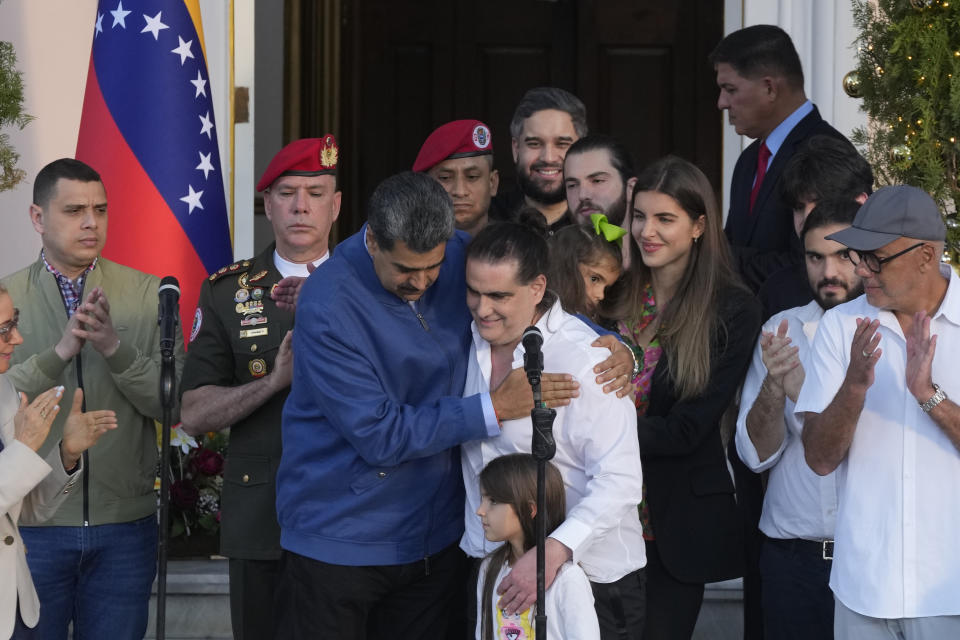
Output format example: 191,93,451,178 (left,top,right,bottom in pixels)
826,185,946,250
